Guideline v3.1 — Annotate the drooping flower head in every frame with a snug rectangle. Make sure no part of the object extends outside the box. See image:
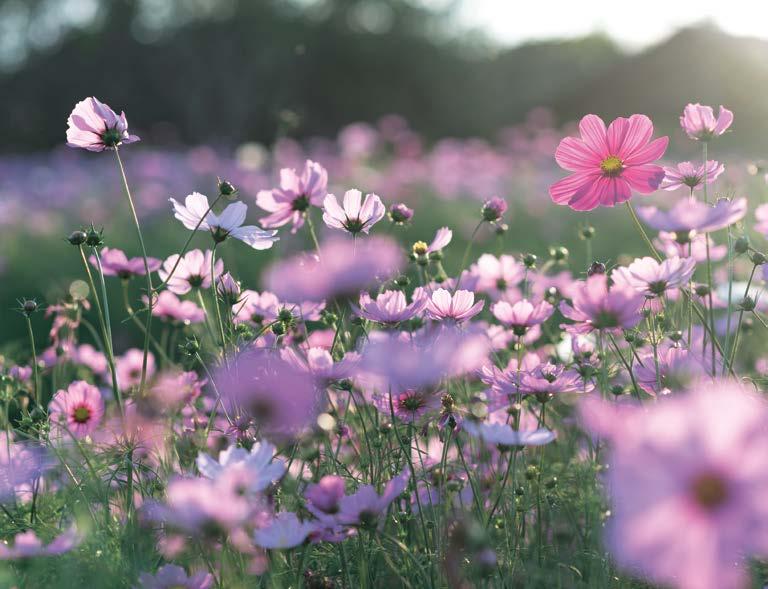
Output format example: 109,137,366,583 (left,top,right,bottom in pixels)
256,160,328,232
322,189,386,235
636,197,747,236
66,97,139,151
425,288,484,322
389,203,414,224
661,161,724,192
680,103,734,141
612,256,696,298
559,274,643,334
48,380,105,439
550,114,668,211
170,192,278,250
